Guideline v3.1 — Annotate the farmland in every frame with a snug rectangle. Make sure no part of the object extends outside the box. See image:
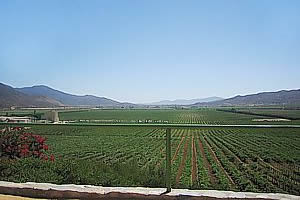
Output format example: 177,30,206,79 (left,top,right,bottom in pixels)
1,109,300,195
235,108,300,120
58,108,300,124
2,108,300,124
